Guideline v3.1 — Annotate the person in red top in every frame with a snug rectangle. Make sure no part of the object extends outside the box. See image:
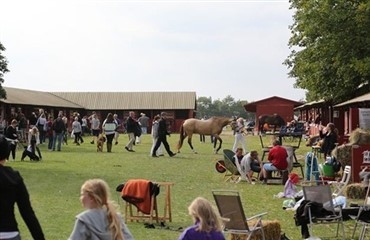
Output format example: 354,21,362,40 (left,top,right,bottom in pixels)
261,139,288,184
